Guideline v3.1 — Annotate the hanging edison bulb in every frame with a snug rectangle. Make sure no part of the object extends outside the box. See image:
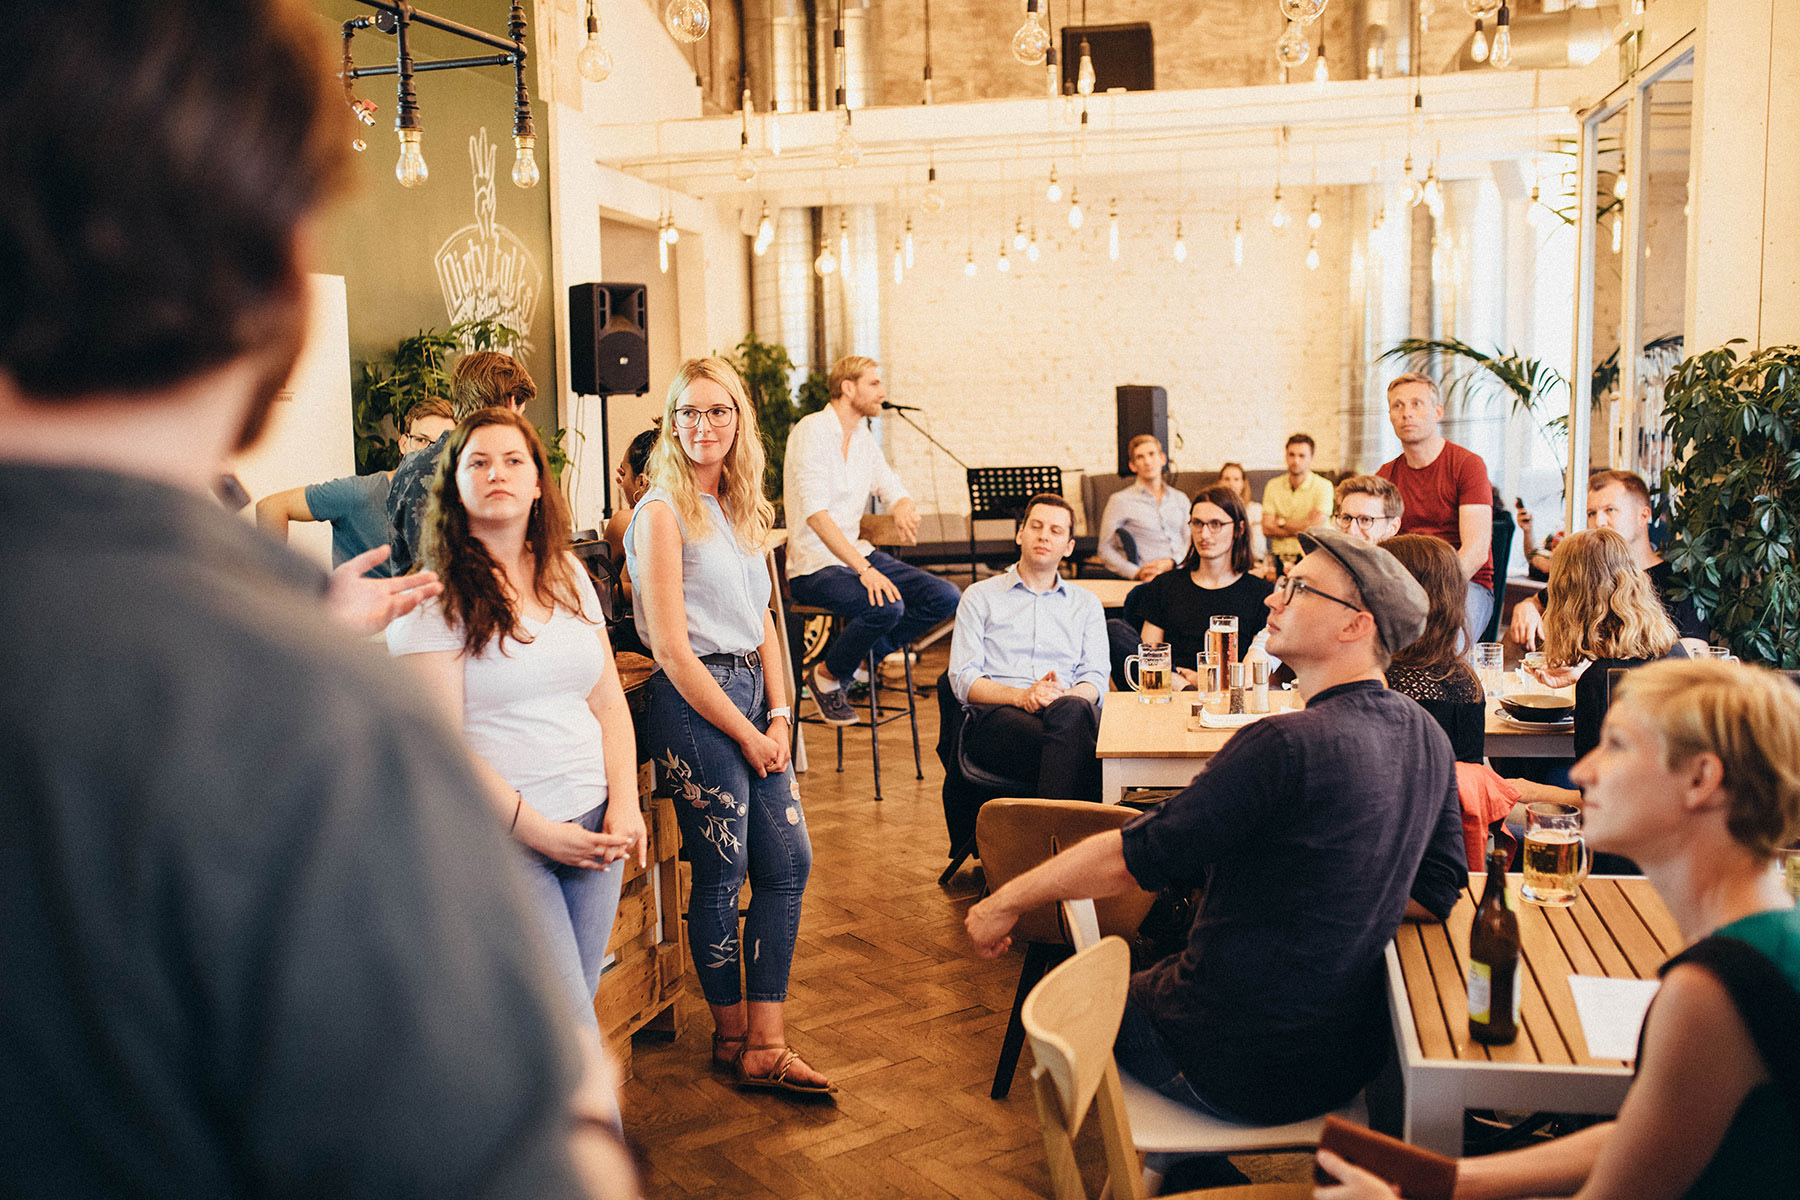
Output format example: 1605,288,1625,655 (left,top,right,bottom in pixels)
921,166,946,214
1422,165,1442,217
1011,0,1051,65
1013,217,1028,251
665,0,709,43
511,134,540,188
1306,234,1320,271
1231,216,1245,267
1462,0,1499,17
578,3,614,81
1076,38,1096,95
1046,165,1062,203
733,141,756,183
1613,171,1628,199
1403,155,1425,208
1275,20,1311,67
1068,188,1084,229
832,113,861,169
997,242,1011,272
753,205,774,256
395,128,429,188
903,217,916,268
1270,186,1289,230
1279,0,1328,21
1107,201,1120,262
1470,19,1489,62
963,250,977,277
1172,221,1187,263
1312,38,1330,82
1307,196,1322,230
1489,4,1513,67
815,234,838,276
1026,227,1040,262
1611,213,1623,254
